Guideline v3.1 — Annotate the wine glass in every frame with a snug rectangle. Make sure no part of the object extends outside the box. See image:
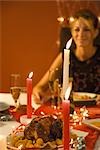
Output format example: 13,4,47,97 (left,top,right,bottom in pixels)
48,68,62,109
10,74,21,111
